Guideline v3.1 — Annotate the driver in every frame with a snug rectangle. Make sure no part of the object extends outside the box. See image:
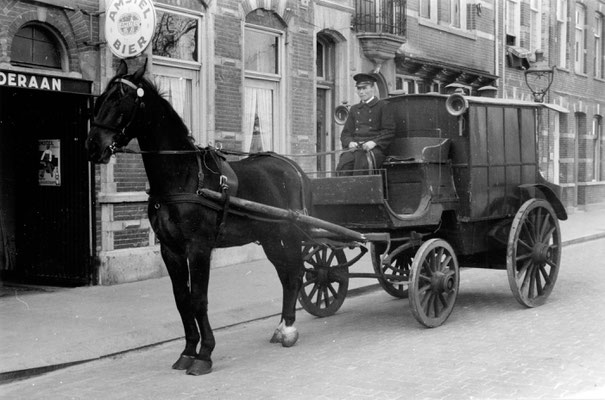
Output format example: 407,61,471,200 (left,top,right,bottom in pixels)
336,73,395,174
